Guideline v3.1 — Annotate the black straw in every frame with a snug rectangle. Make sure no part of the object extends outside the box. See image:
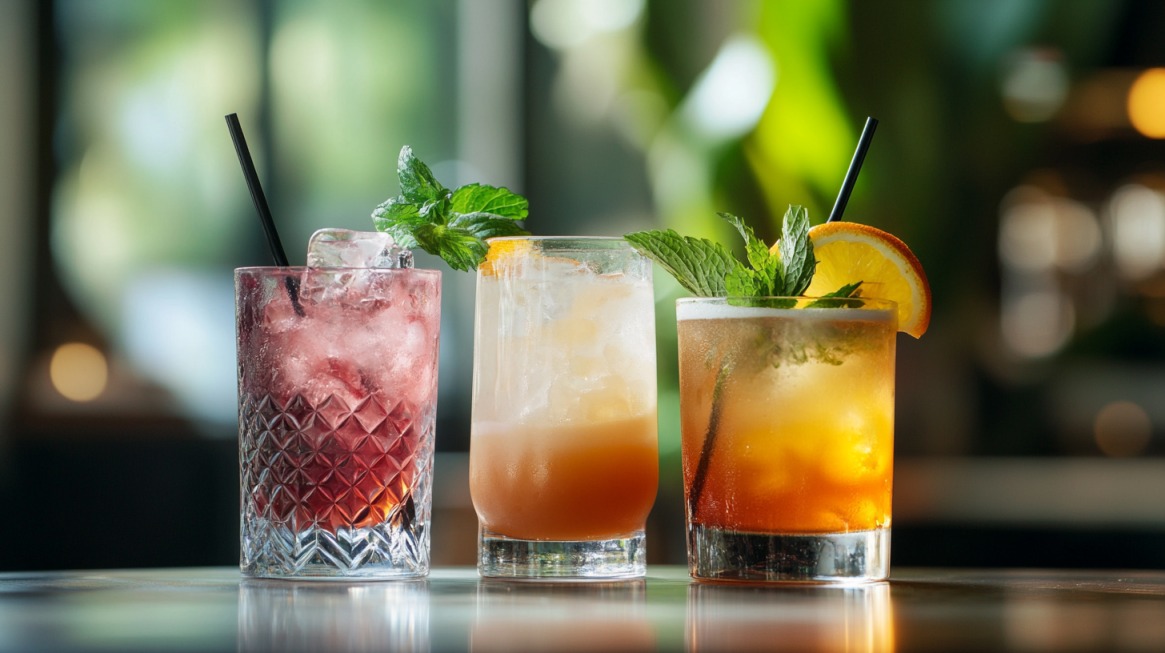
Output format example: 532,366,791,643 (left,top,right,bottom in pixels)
226,113,290,265
827,116,878,223
225,113,304,316
687,360,730,521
